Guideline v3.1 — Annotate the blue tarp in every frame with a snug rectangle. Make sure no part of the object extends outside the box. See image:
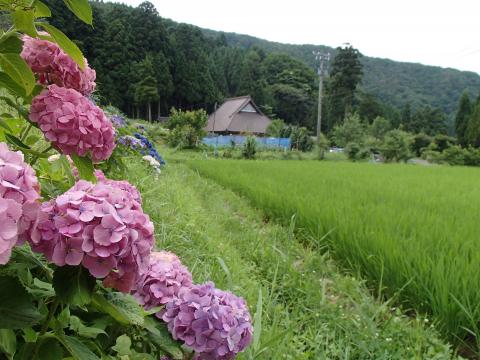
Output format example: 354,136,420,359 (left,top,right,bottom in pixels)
203,135,291,149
